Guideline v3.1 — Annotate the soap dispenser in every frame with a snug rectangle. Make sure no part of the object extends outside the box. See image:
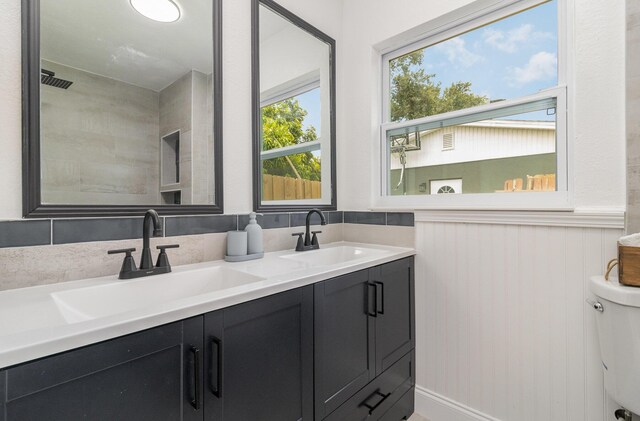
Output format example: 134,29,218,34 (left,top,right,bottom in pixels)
244,212,264,254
